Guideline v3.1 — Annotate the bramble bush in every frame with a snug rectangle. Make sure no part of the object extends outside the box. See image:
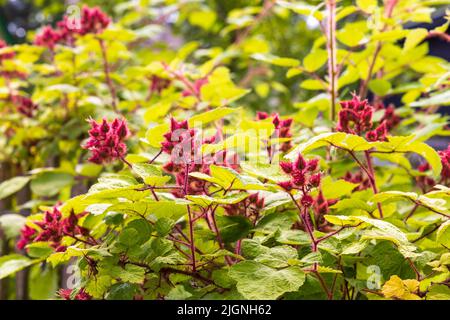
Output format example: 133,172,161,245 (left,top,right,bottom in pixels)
0,0,450,300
